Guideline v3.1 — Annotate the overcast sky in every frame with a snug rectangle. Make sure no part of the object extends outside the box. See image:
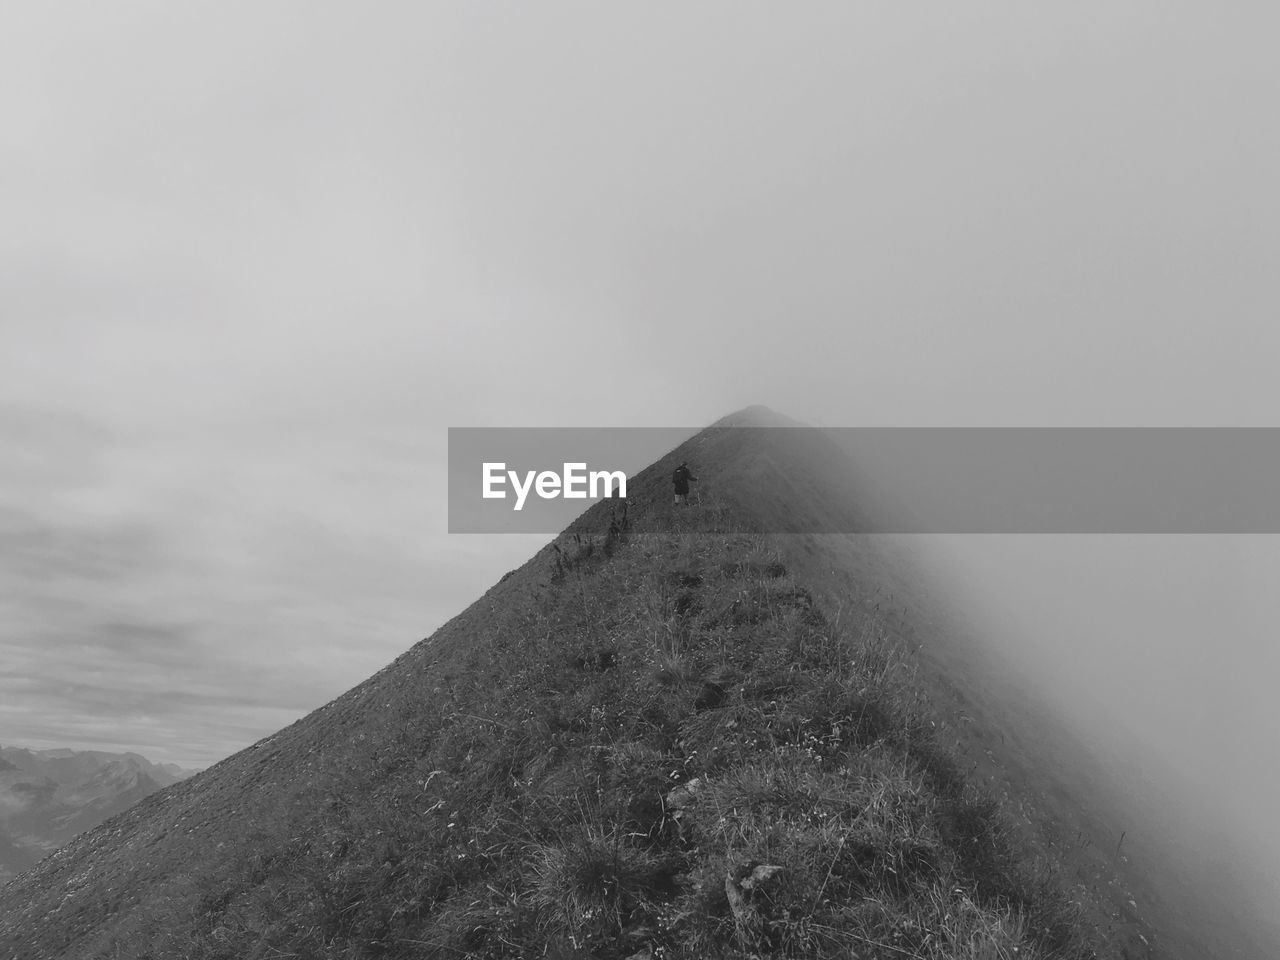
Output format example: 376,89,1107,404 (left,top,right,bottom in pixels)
2,13,1277,927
